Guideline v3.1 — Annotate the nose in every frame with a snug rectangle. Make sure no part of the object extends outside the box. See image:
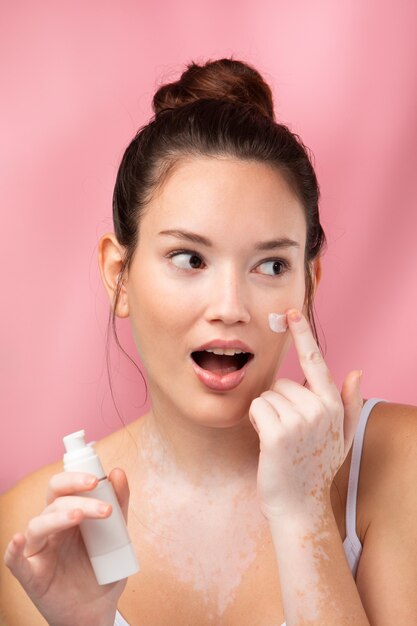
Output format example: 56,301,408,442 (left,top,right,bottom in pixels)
204,266,251,325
